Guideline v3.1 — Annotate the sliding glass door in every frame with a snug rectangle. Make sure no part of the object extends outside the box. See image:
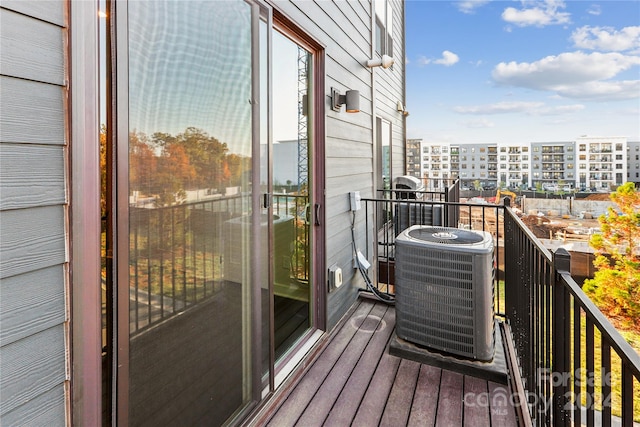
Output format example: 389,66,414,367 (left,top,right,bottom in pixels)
107,1,320,424
121,1,263,424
